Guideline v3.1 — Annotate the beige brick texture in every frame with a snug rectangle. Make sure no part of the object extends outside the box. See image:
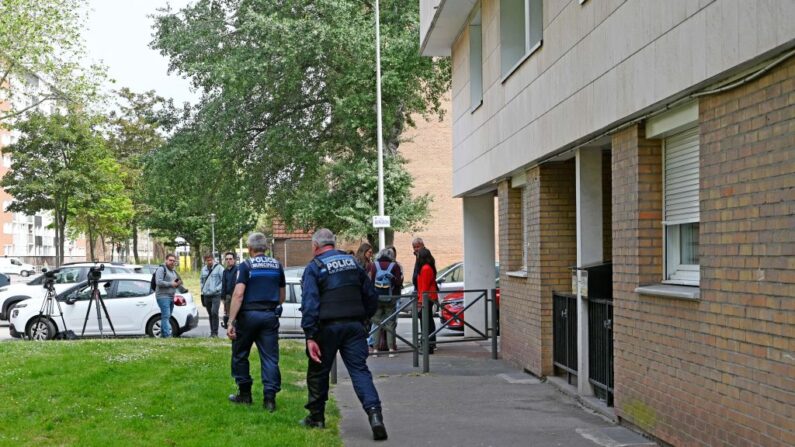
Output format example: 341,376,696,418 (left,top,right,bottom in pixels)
612,57,795,447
